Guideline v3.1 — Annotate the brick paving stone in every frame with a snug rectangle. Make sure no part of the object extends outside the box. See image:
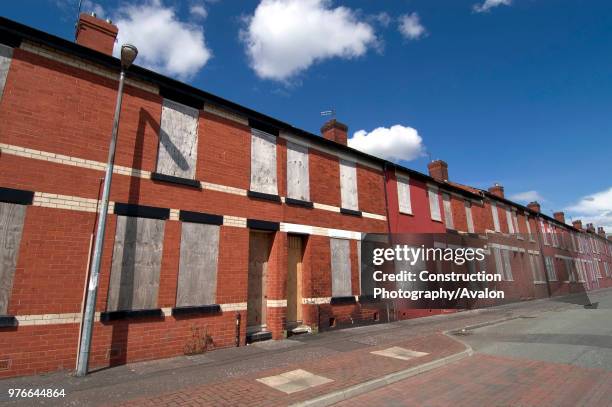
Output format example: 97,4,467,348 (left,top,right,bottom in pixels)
335,354,612,407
